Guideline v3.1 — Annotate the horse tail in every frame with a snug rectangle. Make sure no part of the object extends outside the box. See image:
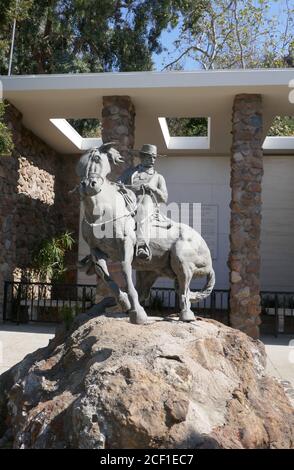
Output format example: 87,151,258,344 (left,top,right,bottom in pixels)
189,268,215,302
